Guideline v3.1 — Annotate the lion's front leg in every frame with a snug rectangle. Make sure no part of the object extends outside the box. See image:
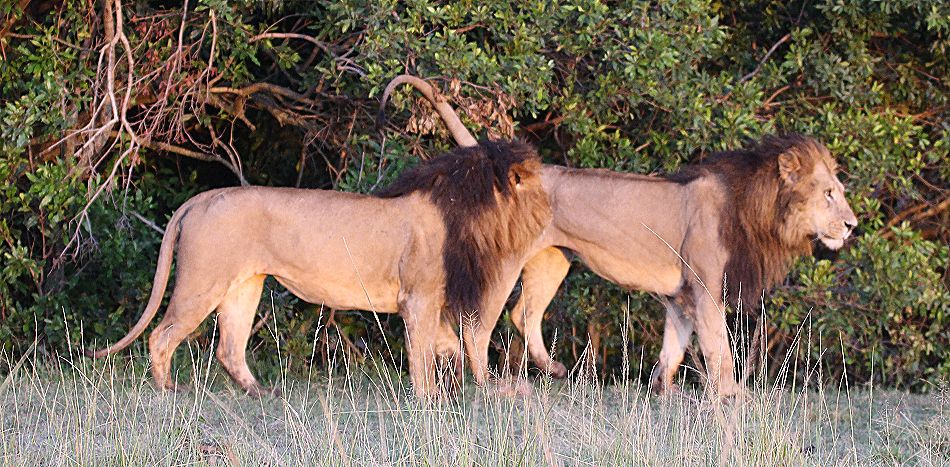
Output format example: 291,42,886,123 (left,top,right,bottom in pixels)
434,321,463,392
464,265,534,396
693,297,740,398
400,295,440,399
651,297,694,394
